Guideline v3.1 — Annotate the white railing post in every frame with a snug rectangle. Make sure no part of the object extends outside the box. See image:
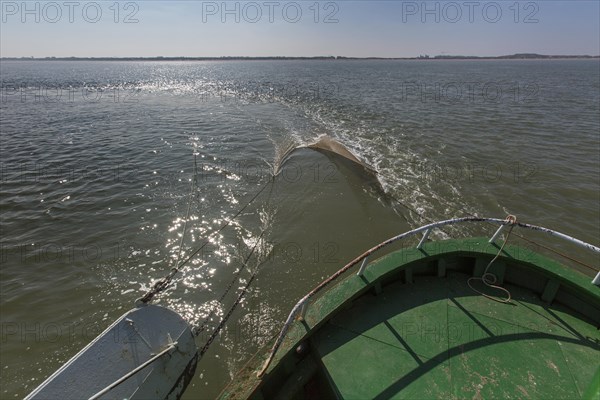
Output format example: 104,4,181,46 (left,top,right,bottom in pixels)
592,271,600,286
489,224,506,243
417,228,432,249
298,301,308,321
357,256,369,276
